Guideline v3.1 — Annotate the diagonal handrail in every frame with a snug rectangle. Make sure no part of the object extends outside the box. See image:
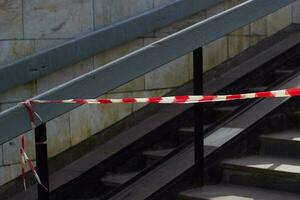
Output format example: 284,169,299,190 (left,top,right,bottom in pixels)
0,0,224,93
0,0,296,145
